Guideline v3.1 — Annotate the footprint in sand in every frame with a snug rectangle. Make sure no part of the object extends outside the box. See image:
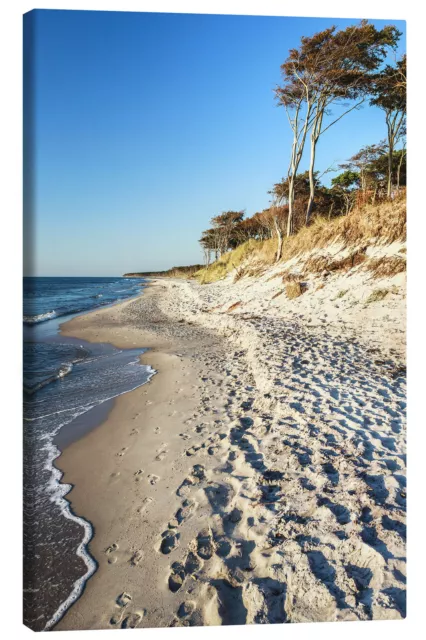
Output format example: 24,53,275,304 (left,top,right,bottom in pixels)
154,426,161,434
185,445,201,457
105,543,119,564
137,497,153,514
130,428,139,436
116,447,128,458
179,432,191,441
156,449,168,462
168,552,203,593
134,469,144,481
192,464,206,480
185,551,203,574
196,529,215,559
160,531,180,554
116,592,132,607
111,593,132,622
214,535,233,558
175,499,196,524
121,612,143,628
148,474,160,485
110,593,143,629
169,562,186,593
177,465,206,497
177,601,196,618
129,550,144,566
